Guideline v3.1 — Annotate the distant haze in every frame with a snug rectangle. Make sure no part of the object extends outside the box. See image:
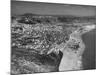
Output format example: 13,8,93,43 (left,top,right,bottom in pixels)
11,1,96,17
